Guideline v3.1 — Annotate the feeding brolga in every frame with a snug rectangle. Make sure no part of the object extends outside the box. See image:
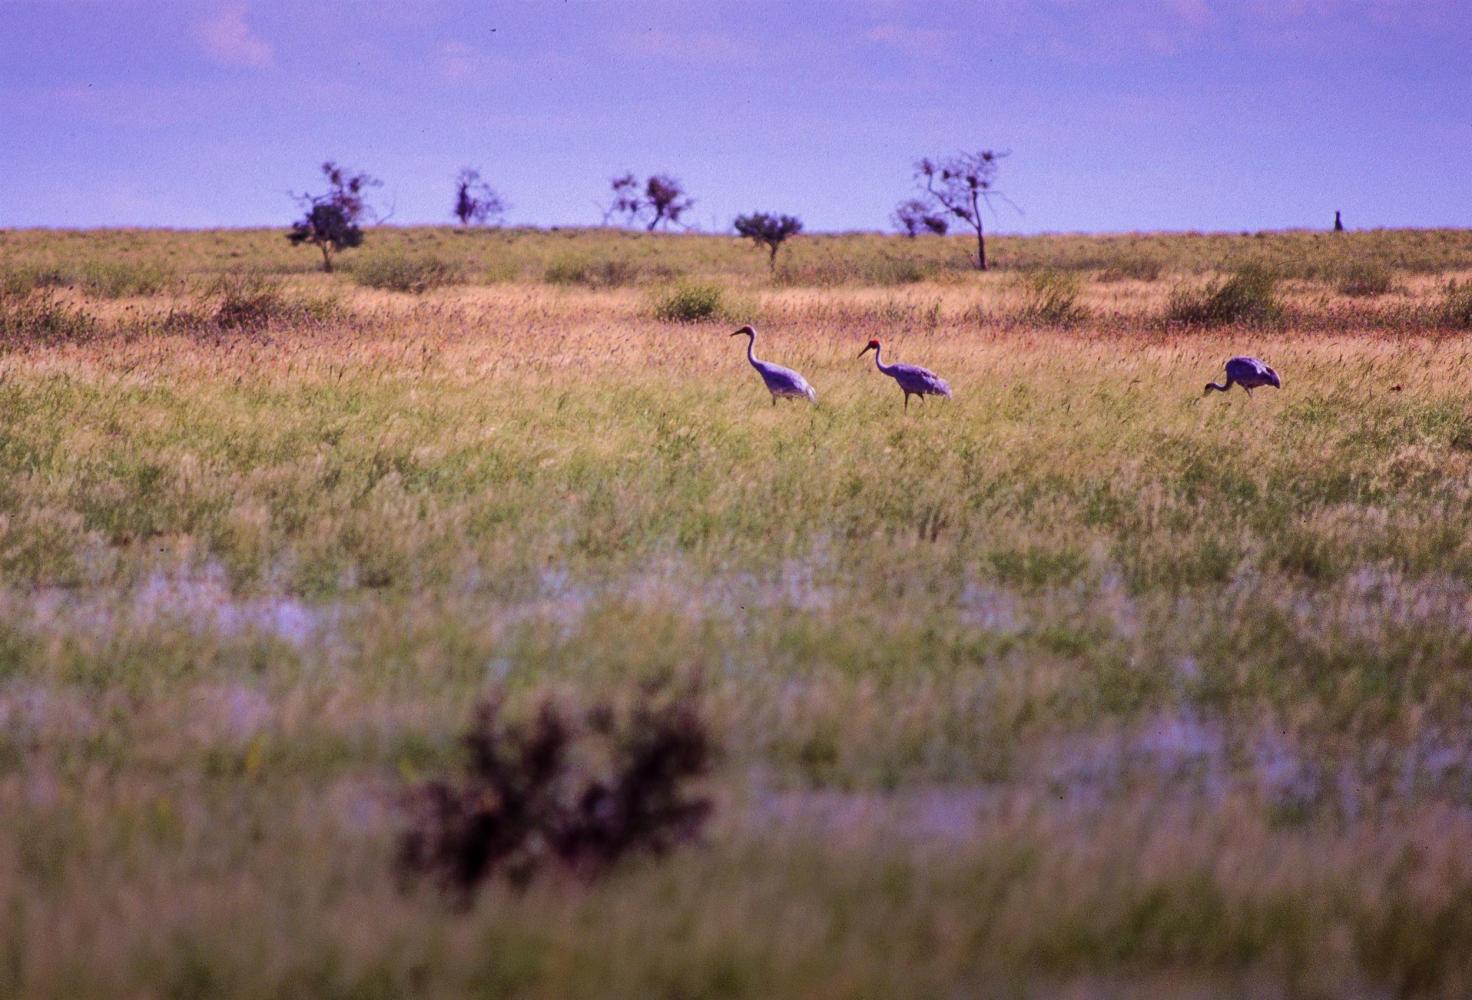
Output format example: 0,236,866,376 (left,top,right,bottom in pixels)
858,339,952,409
730,325,817,405
1204,356,1281,397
